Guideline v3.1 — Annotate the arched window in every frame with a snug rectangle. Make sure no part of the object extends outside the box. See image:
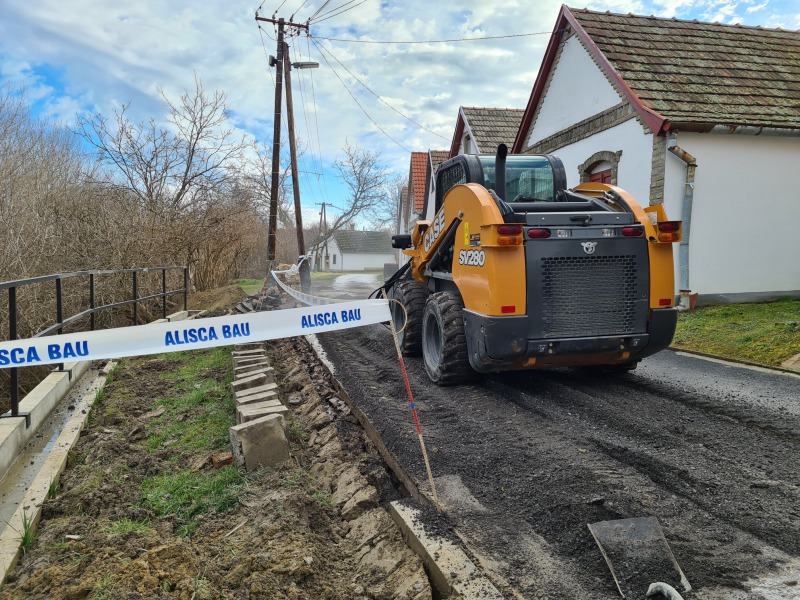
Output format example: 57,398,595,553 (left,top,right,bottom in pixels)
578,150,622,185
